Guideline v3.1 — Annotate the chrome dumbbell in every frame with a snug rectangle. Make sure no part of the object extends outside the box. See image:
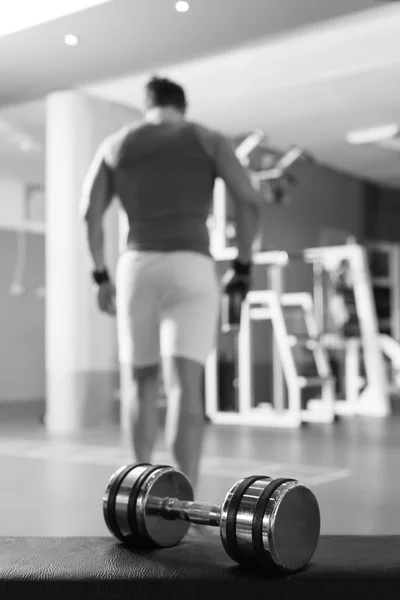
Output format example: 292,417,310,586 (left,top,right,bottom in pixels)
103,463,321,573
